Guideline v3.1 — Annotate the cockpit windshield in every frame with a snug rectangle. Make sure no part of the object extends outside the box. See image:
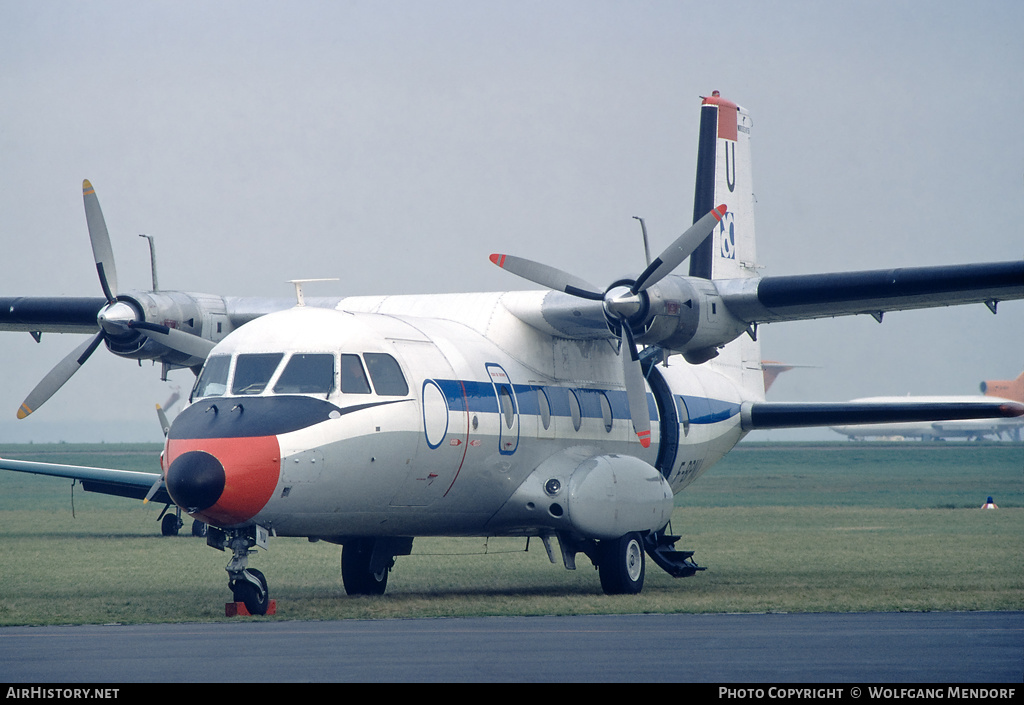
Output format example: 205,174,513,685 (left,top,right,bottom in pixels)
273,353,335,395
191,350,408,401
193,354,230,398
232,353,284,395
